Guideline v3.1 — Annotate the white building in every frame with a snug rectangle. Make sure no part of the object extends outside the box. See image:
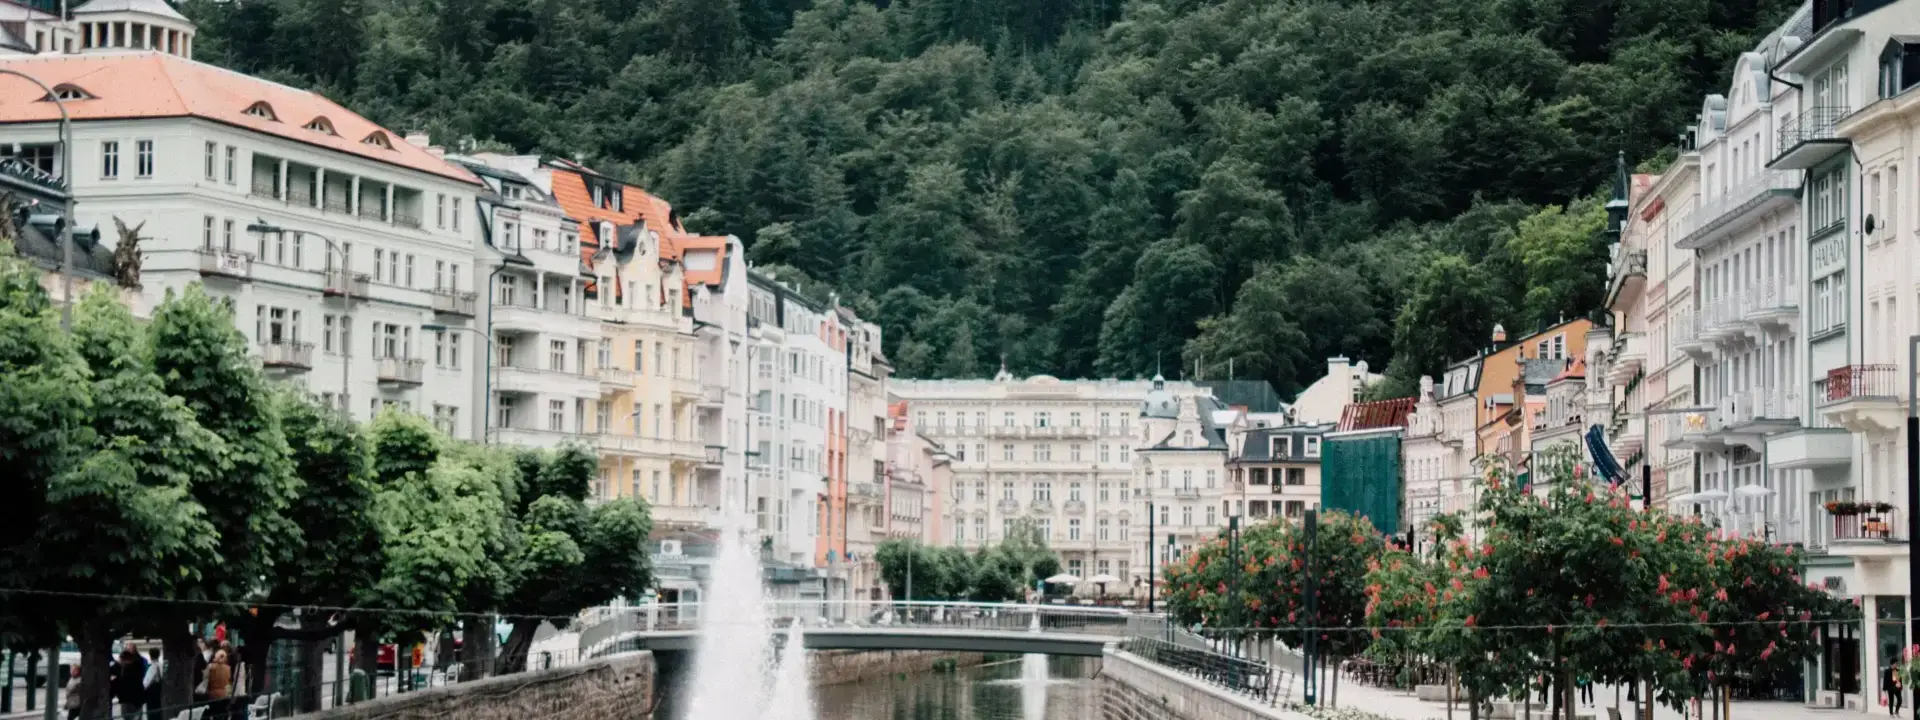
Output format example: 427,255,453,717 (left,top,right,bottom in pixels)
0,0,184,59
842,308,891,604
1134,376,1234,586
1288,356,1379,425
893,374,1211,593
0,50,489,430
